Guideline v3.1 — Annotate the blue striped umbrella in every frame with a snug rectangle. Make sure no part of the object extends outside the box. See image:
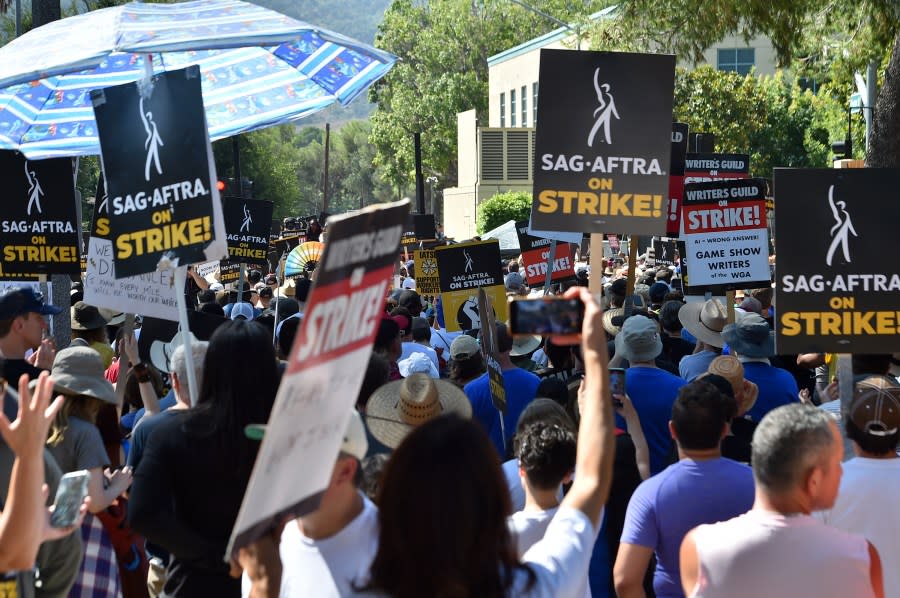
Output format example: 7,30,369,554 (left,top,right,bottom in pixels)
0,0,396,158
